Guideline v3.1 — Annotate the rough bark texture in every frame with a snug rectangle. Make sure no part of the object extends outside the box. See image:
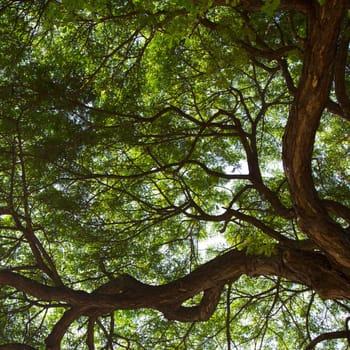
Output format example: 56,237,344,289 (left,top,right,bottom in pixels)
282,0,350,270
1,1,350,349
2,247,350,349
